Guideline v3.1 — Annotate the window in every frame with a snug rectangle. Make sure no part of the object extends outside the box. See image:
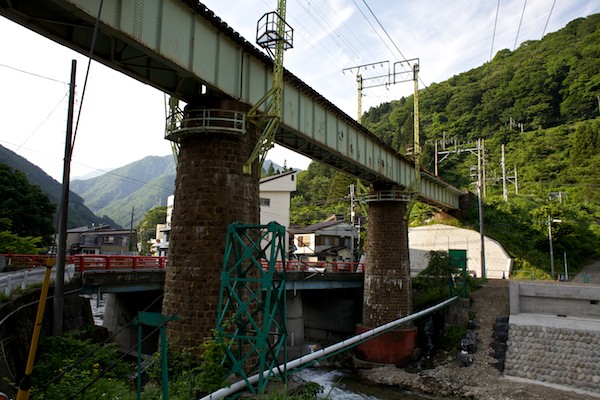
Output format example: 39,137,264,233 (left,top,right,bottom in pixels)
297,235,311,248
104,236,115,244
260,198,271,207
